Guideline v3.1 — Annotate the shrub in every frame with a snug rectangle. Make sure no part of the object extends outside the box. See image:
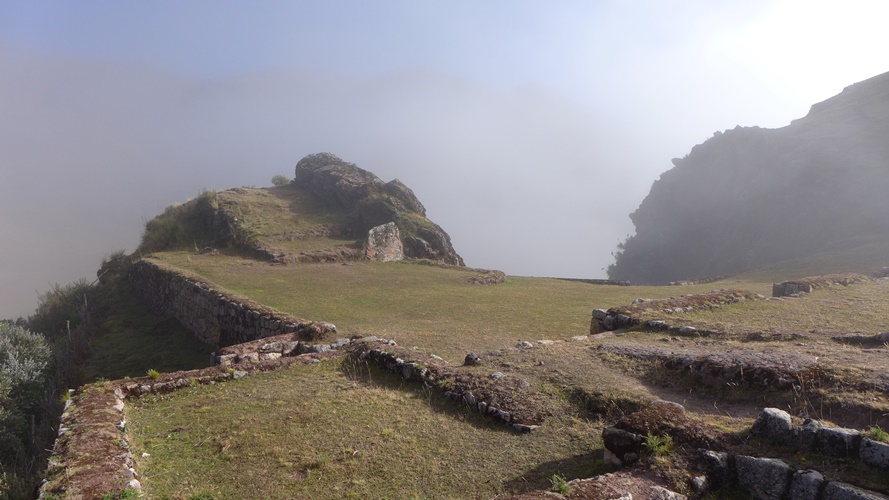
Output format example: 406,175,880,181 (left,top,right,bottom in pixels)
271,174,291,186
147,369,160,380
